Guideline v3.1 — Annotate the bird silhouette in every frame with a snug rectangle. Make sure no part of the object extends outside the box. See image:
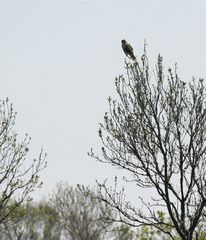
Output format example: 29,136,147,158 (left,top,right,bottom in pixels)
121,39,136,60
